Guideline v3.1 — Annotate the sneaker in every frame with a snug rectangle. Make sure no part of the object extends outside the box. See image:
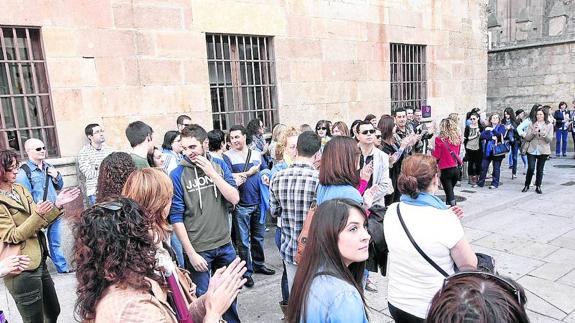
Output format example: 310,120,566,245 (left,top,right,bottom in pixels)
563,154,567,157
489,185,497,189
511,174,517,179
